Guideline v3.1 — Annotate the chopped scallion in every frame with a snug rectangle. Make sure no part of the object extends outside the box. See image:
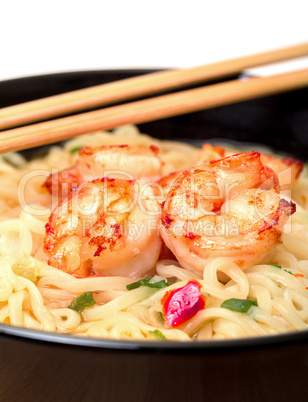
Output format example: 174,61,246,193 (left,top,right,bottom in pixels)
68,291,96,314
126,276,171,291
148,330,166,340
69,146,84,154
221,298,258,313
